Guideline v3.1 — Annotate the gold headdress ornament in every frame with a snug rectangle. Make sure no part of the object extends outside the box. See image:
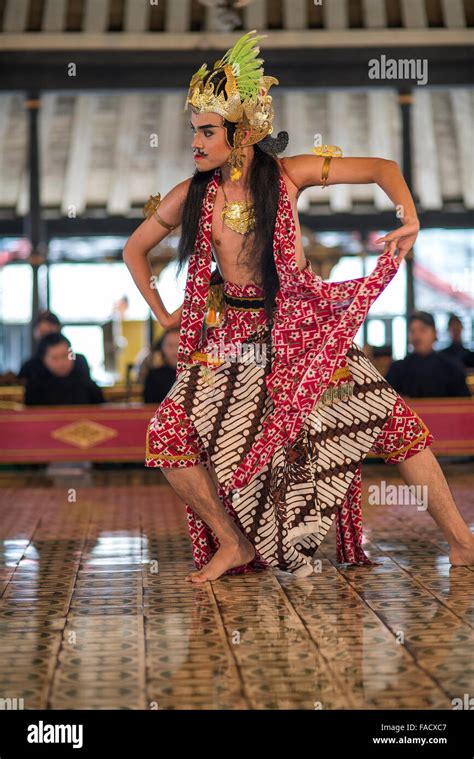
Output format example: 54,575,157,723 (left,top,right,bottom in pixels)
184,29,279,181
